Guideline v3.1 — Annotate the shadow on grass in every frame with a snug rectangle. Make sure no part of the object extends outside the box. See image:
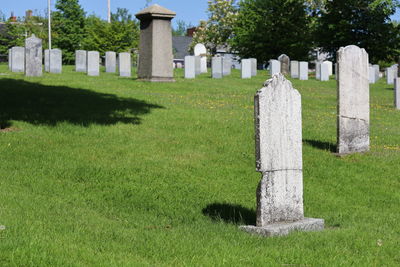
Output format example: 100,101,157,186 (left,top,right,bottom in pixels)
202,203,256,225
0,78,164,128
303,139,337,153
